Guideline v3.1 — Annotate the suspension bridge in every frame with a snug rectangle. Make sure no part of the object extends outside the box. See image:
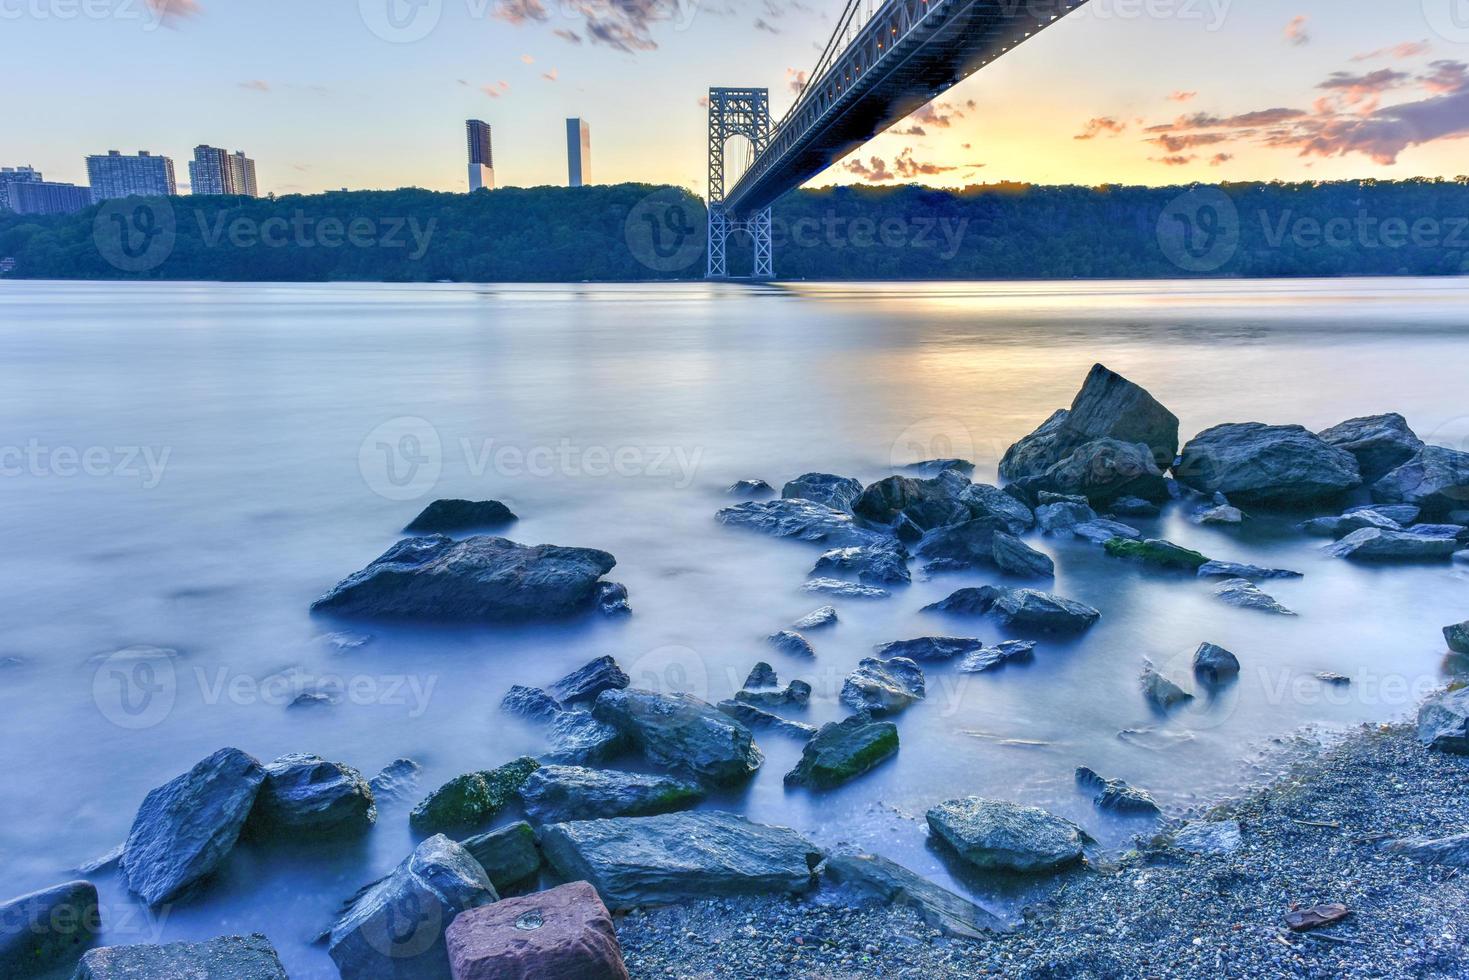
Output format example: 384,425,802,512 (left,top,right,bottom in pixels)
706,0,1089,278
